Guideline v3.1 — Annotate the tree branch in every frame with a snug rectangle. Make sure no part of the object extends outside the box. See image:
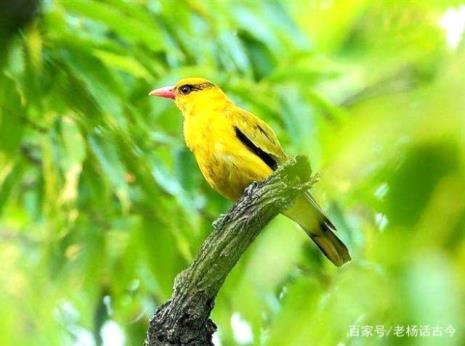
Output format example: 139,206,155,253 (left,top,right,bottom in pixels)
145,156,313,346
